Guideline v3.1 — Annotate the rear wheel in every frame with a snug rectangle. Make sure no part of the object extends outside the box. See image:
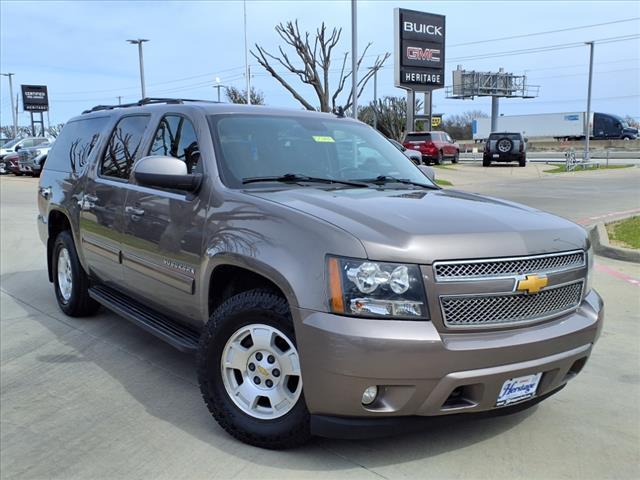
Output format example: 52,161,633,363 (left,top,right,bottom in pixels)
483,157,491,167
197,289,310,449
519,155,527,167
434,150,443,165
52,230,100,317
